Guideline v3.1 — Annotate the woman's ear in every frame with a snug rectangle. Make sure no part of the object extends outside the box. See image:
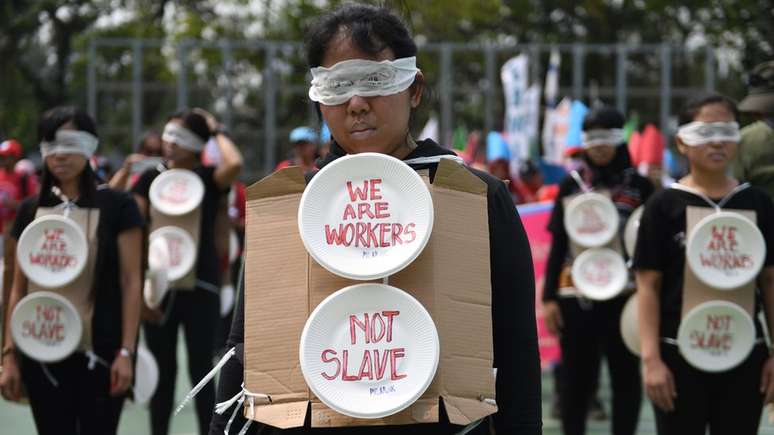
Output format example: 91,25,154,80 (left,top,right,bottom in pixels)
409,72,424,108
675,136,688,156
